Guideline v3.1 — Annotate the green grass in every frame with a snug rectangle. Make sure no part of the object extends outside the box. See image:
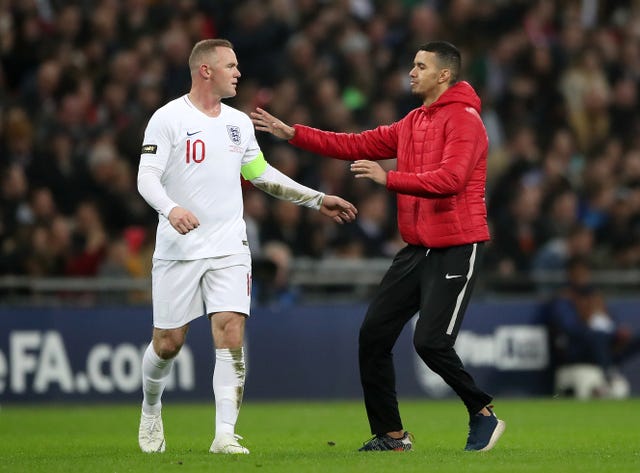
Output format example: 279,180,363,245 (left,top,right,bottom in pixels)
1,398,639,473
